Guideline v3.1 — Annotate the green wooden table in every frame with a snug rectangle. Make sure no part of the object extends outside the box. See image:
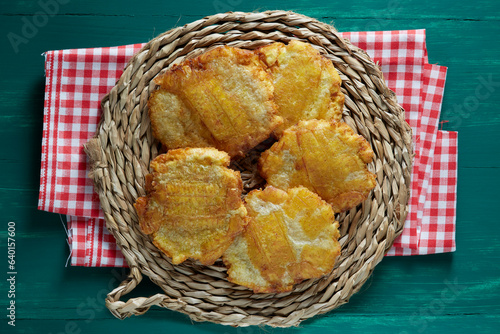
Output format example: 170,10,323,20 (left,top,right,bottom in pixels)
1,0,499,333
